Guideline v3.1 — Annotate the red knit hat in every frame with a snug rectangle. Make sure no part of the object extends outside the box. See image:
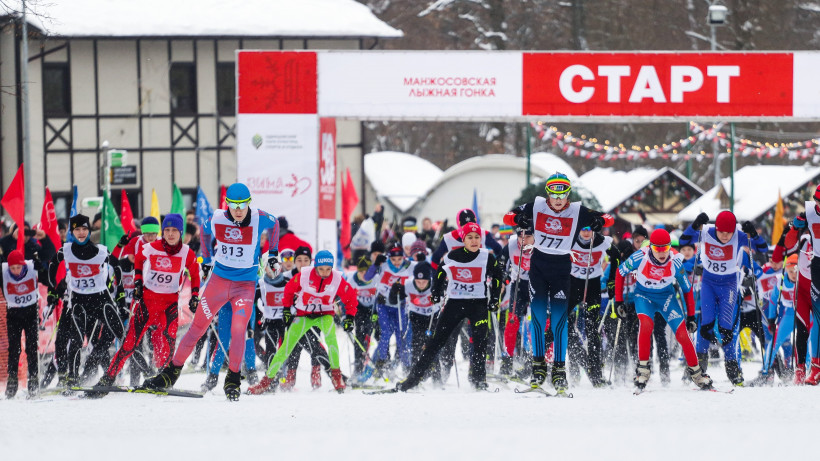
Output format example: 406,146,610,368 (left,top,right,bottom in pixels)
814,185,820,201
649,229,671,247
459,222,482,240
715,210,737,233
7,250,25,266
